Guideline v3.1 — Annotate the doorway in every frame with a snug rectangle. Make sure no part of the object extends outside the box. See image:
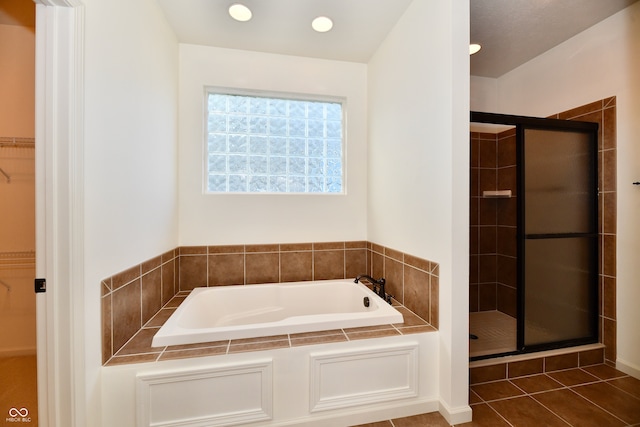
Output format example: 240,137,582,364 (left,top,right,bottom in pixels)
0,0,38,423
469,111,599,360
